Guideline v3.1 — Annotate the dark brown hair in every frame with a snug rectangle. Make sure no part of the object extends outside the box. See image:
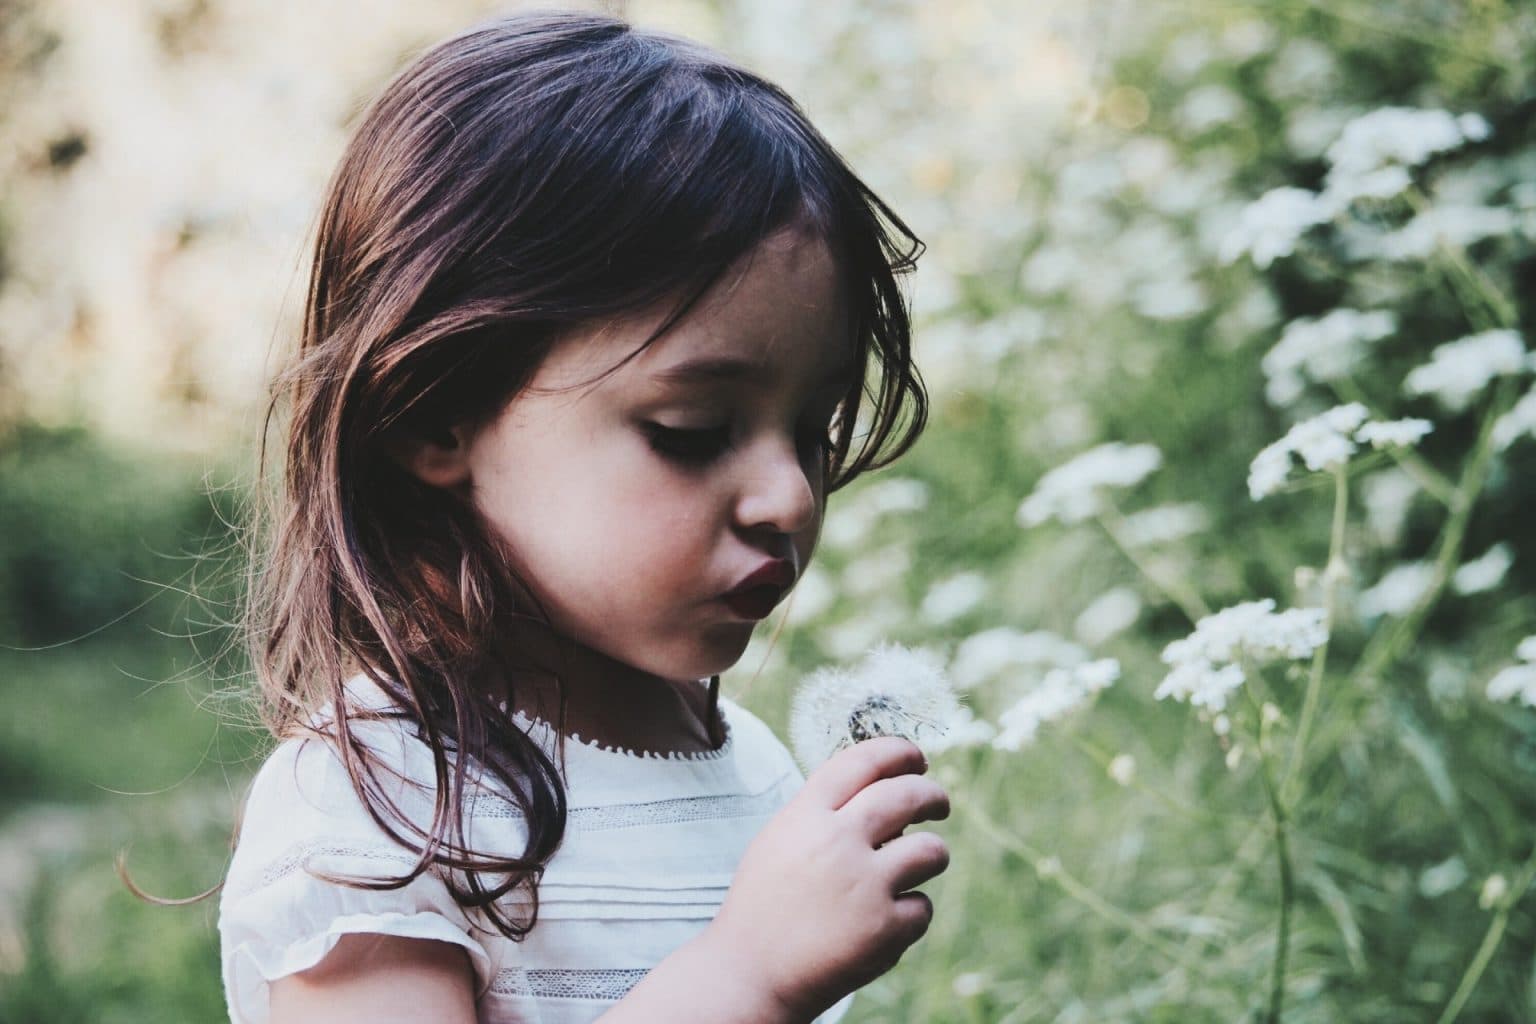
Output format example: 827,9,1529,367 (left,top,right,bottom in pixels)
249,8,927,940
